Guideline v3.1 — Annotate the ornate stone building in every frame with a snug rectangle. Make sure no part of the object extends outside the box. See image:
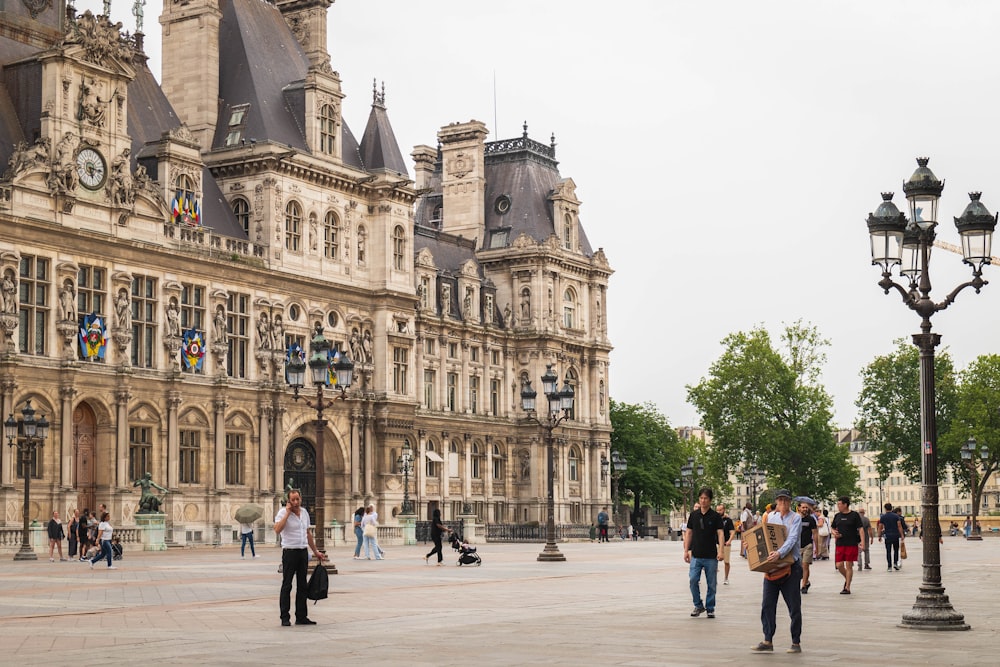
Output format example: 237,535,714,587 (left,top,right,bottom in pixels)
0,0,612,544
